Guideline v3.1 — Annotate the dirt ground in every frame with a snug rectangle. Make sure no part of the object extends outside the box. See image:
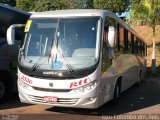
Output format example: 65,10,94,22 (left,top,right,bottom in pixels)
0,74,160,120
